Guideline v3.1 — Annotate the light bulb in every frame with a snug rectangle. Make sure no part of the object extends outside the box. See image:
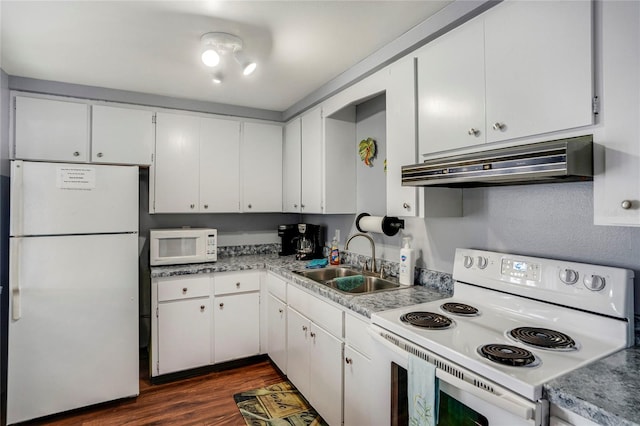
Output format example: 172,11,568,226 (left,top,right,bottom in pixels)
242,62,257,76
201,49,220,67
